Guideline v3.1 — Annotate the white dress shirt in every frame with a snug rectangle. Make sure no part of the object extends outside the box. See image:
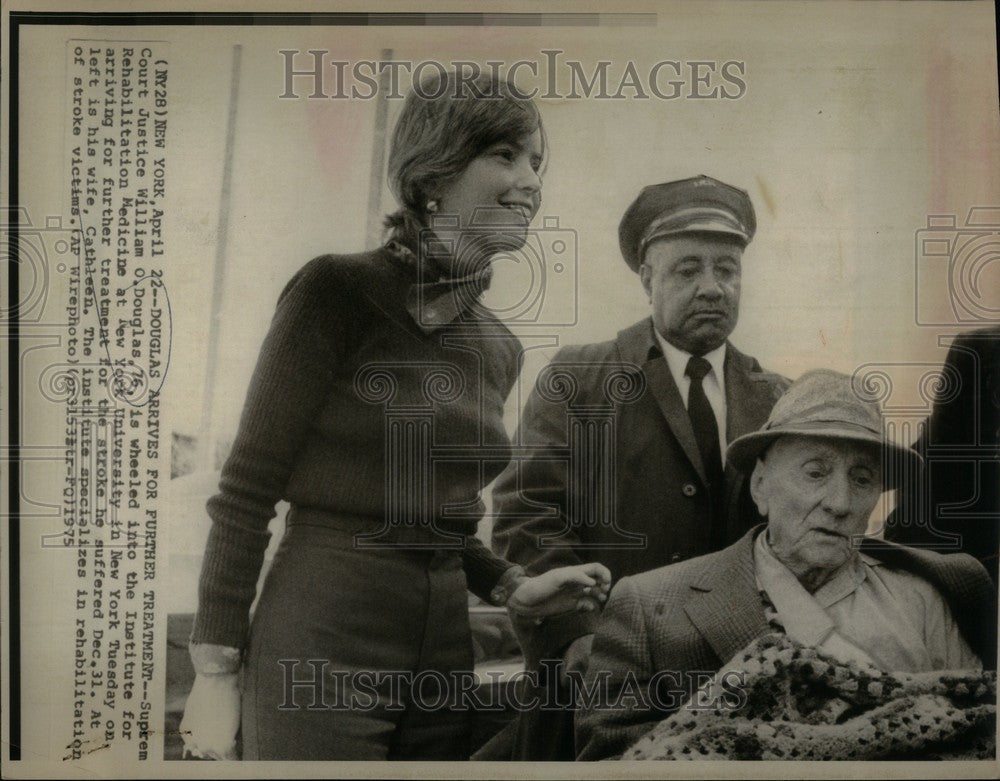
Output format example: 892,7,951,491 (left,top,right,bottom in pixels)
654,333,728,461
